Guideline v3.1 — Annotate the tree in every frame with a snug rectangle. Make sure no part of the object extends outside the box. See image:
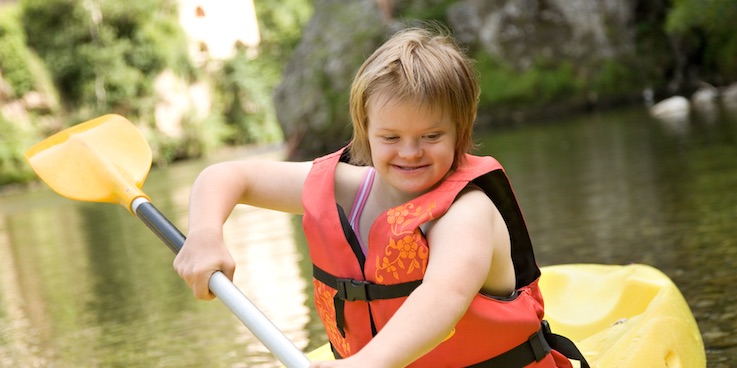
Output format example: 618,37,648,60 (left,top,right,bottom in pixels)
666,0,737,83
20,0,194,119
